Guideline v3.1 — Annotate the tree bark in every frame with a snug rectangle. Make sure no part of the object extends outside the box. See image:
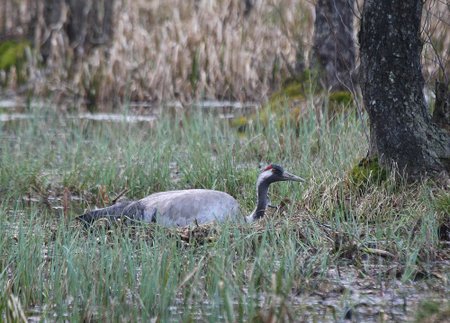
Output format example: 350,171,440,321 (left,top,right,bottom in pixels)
311,0,356,91
41,0,64,63
359,0,450,179
433,81,450,130
41,0,115,59
65,0,91,55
